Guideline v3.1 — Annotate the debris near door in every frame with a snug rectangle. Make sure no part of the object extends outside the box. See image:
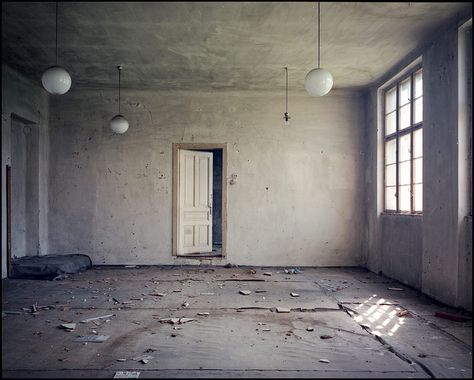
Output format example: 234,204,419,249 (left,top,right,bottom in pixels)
290,292,300,297
113,371,140,378
59,323,76,331
387,287,404,291
284,268,302,274
434,311,471,322
159,317,194,324
80,314,114,323
239,290,251,295
74,334,110,343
